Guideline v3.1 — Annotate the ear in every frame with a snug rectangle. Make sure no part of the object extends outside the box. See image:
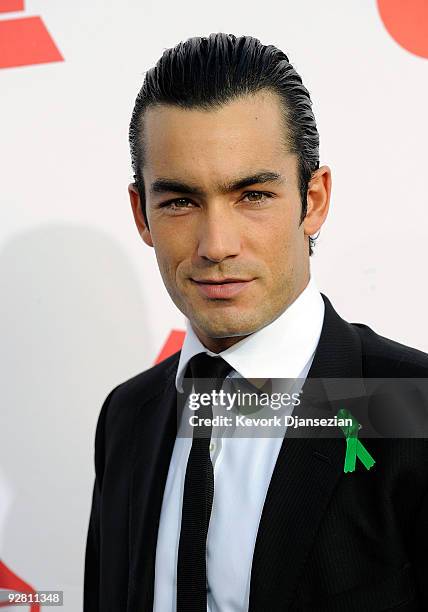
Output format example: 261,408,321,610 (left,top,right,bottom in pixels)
302,165,331,238
128,183,154,247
